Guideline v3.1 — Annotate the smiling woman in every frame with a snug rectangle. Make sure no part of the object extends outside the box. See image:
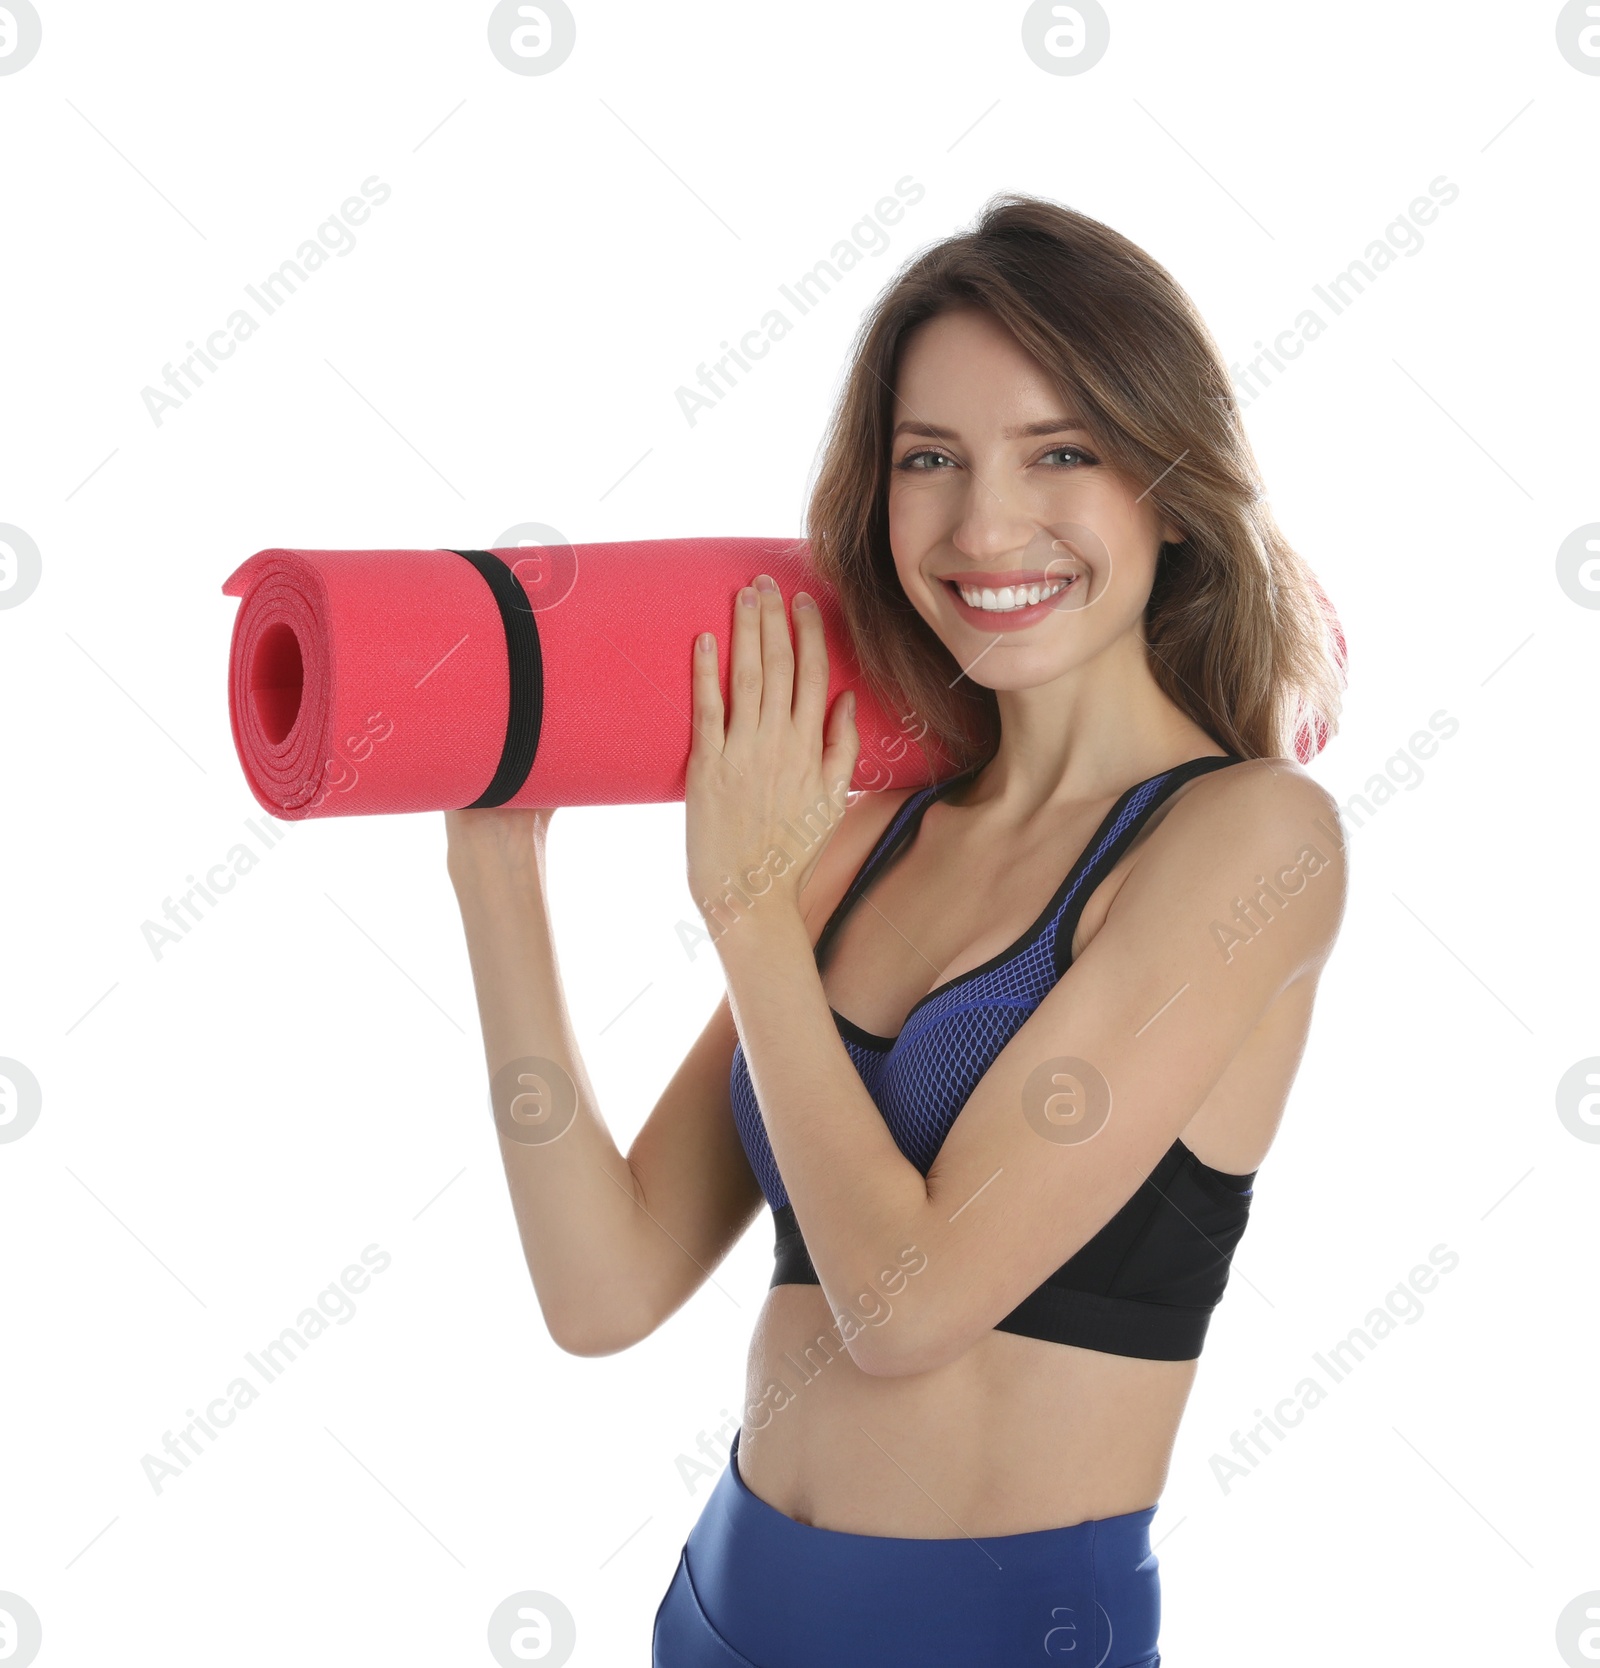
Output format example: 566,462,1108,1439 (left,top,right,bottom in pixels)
445,191,1348,1668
